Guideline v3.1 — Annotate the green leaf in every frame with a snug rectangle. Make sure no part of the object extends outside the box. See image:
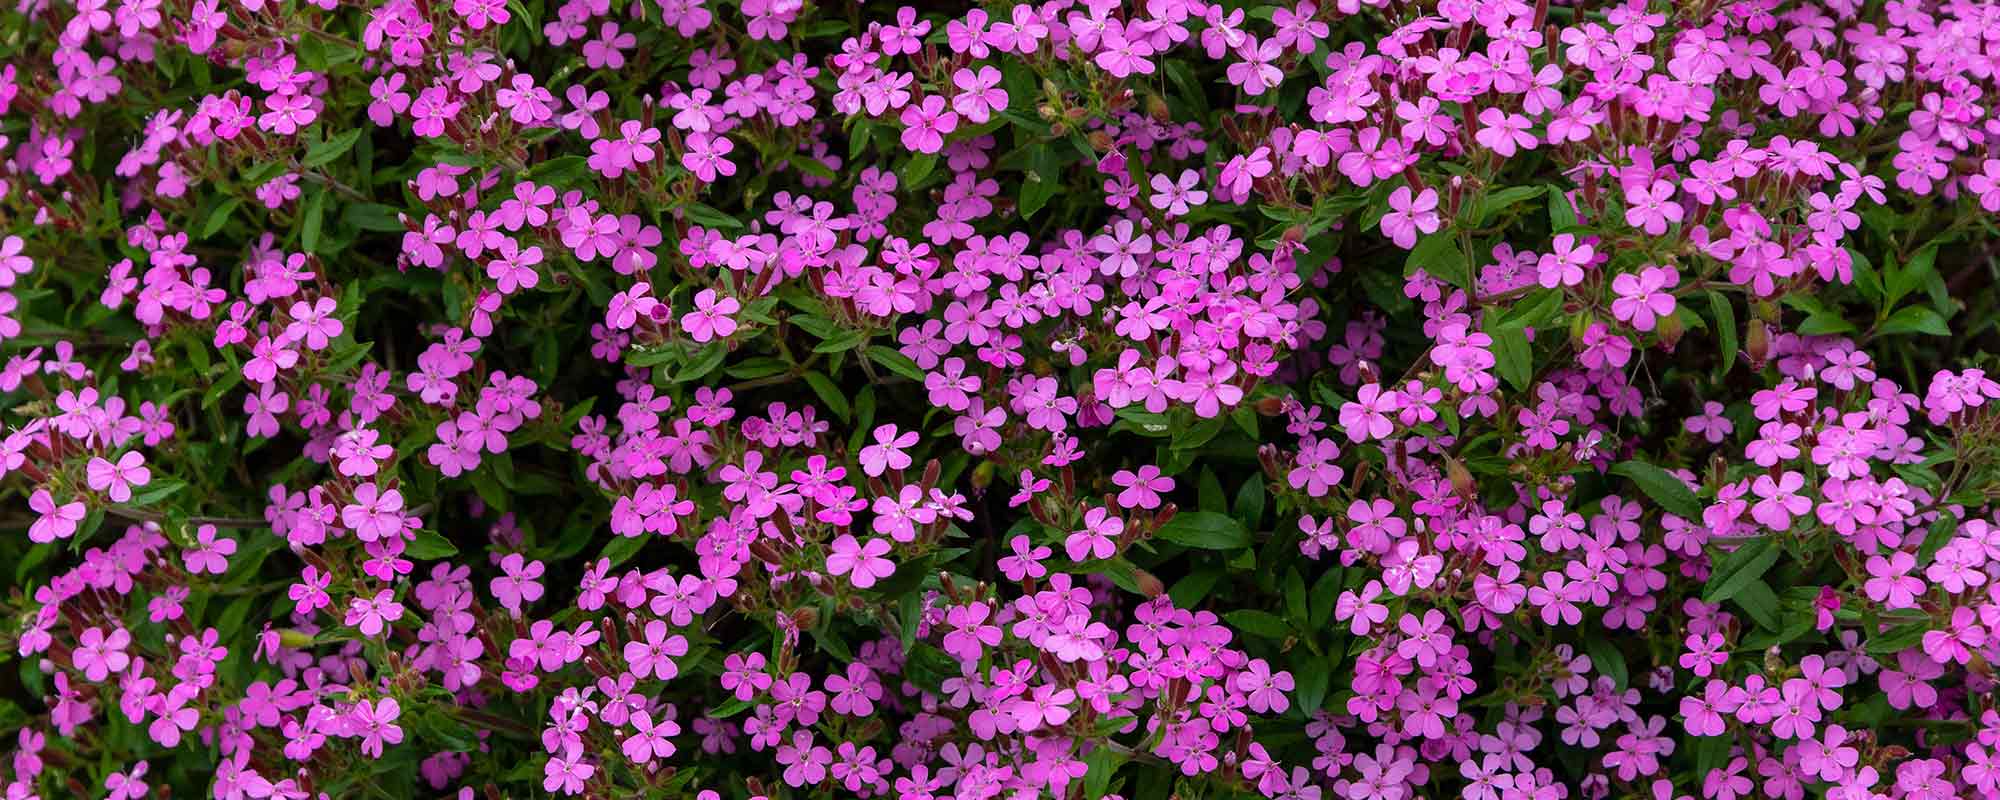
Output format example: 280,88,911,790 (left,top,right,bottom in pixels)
201,197,241,239
788,154,836,180
1548,186,1580,229
405,531,459,559
866,346,925,381
1497,289,1562,331
1309,567,1344,627
300,188,327,253
343,203,405,232
1878,305,1950,337
1709,291,1738,376
124,478,188,507
1406,233,1468,285
812,328,868,354
1083,746,1128,798
899,153,938,188
677,342,728,382
1732,579,1782,631
1582,635,1628,690
624,345,681,368
1490,326,1533,391
1169,567,1223,608
599,534,647,570
1866,621,1932,654
1154,511,1250,550
1223,609,1291,639
1887,244,1937,308
1916,513,1959,565
724,357,789,380
1611,461,1702,520
1477,185,1544,225
899,592,923,655
1283,569,1308,623
1019,172,1059,219
1702,537,1780,604
803,371,851,422
303,129,363,169
1290,649,1330,713
682,202,743,230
